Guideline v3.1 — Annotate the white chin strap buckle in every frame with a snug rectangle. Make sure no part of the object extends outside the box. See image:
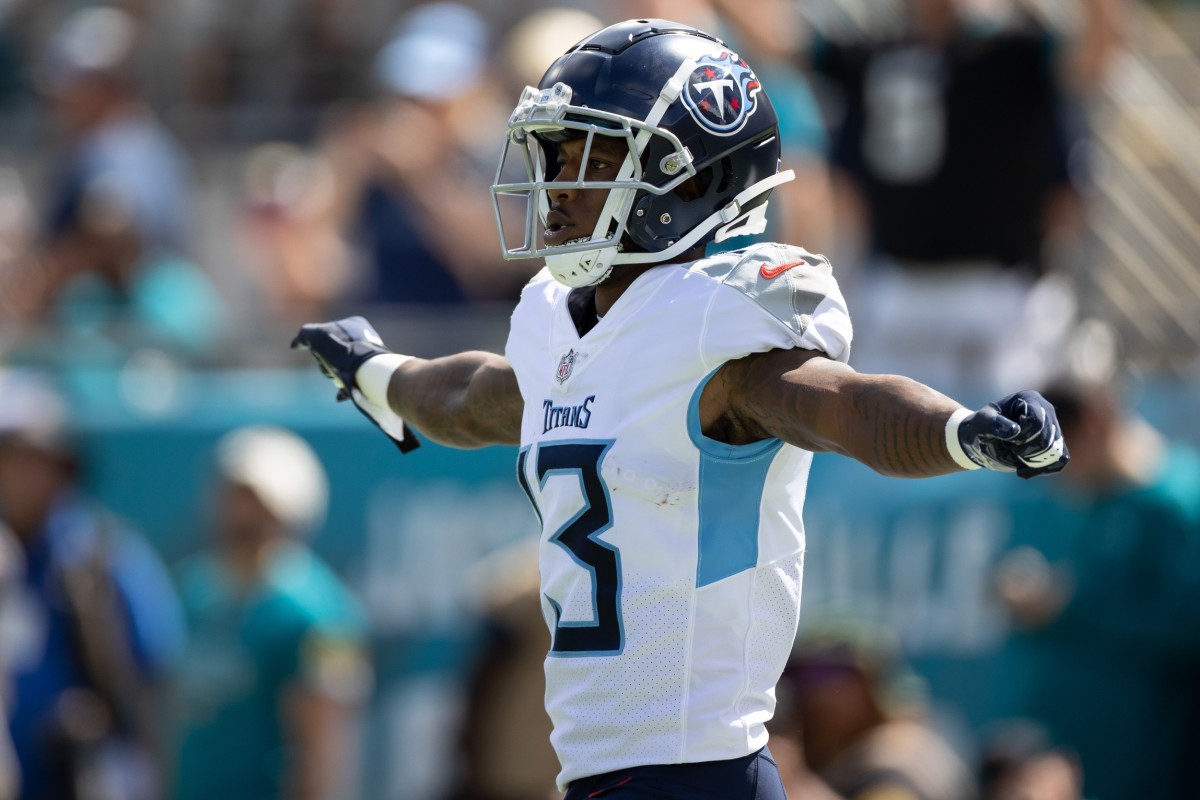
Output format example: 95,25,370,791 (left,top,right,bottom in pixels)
546,248,614,287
